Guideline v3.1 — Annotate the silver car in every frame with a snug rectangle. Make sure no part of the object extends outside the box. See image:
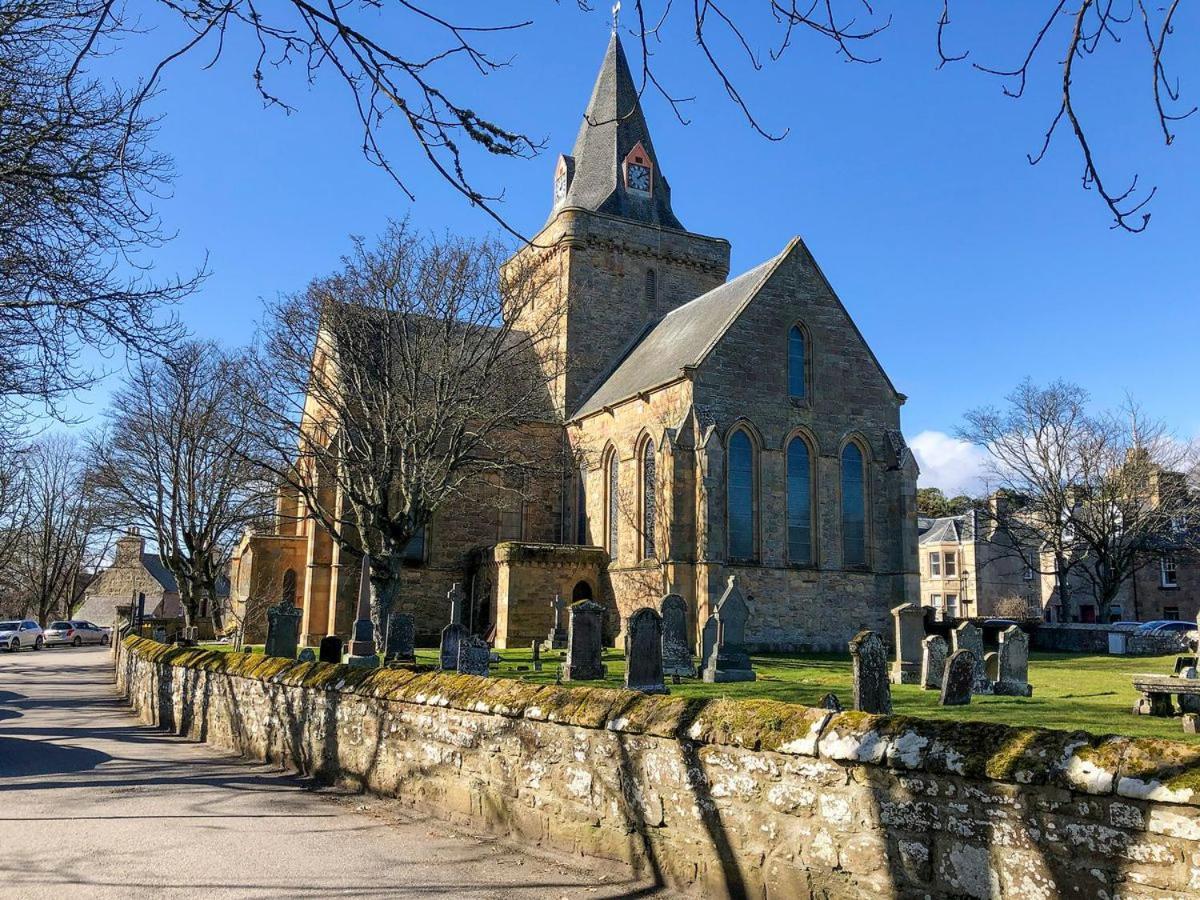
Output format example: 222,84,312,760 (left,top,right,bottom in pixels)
44,620,111,648
0,620,44,651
